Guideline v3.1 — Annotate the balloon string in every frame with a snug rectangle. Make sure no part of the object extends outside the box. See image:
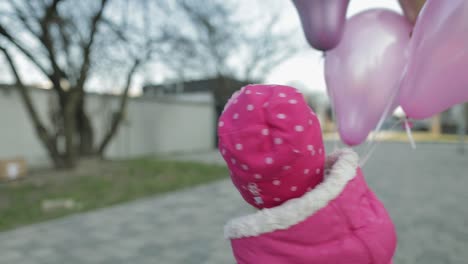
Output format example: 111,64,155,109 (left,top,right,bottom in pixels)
361,65,407,163
361,92,398,161
404,118,417,149
331,100,339,152
321,51,340,151
360,119,403,166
